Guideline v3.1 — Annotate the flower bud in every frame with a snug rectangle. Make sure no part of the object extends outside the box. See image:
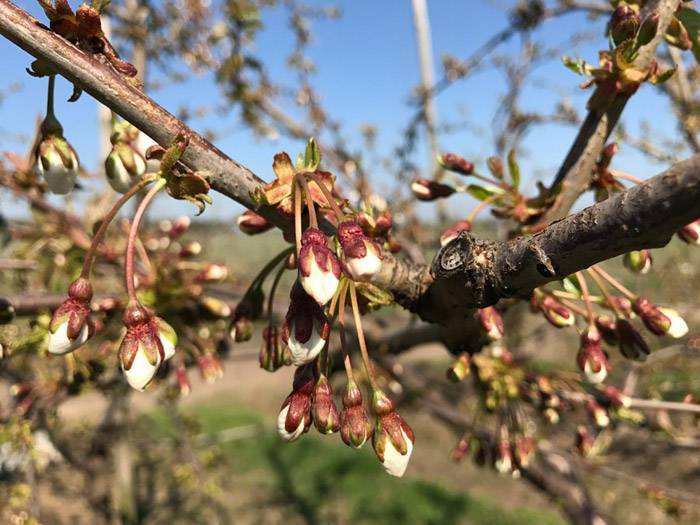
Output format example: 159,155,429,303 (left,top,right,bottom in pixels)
298,228,341,305
632,297,688,339
175,365,191,396
337,220,383,281
410,179,455,201
179,240,202,257
197,353,224,383
446,353,470,382
494,439,515,476
513,436,535,468
35,134,80,194
678,220,700,245
259,324,284,372
602,385,631,408
599,142,619,171
595,315,618,345
105,142,146,193
48,278,94,355
610,4,640,46
576,326,610,384
237,210,273,235
438,153,474,175
616,318,650,361
200,296,232,318
478,307,504,341
168,216,191,238
623,250,652,274
195,263,228,282
575,425,594,457
282,281,331,365
533,294,575,328
586,398,610,428
340,380,373,448
119,306,177,391
278,366,314,442
440,220,471,247
451,435,471,463
637,13,659,47
312,375,340,434
372,391,414,477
